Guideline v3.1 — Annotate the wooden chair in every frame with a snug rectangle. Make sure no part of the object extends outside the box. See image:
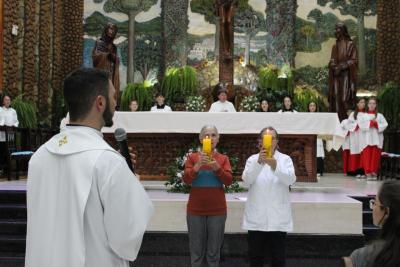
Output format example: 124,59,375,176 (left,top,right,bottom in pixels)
1,126,34,180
